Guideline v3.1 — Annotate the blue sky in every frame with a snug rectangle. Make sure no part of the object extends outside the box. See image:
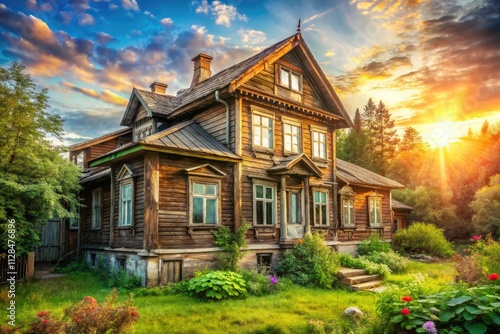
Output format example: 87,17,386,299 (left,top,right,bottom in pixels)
1,0,499,146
